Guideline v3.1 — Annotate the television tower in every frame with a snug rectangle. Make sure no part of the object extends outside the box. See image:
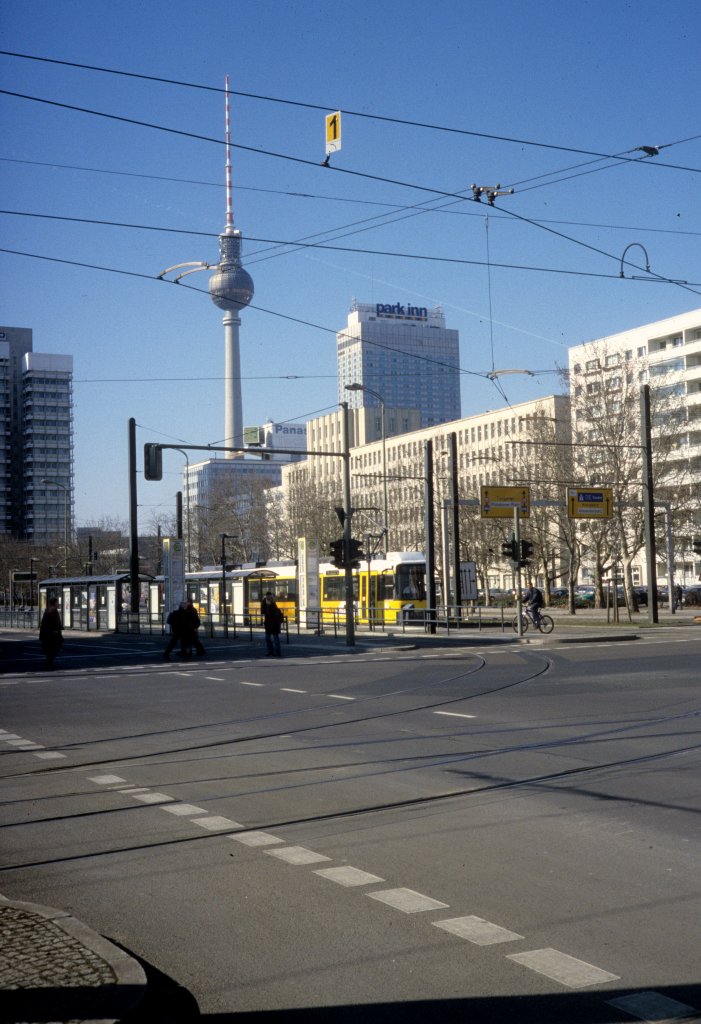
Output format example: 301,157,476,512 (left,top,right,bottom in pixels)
159,77,254,458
